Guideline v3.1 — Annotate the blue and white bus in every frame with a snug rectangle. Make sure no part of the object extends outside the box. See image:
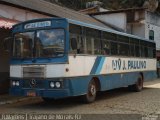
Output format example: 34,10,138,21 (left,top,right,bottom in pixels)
10,17,157,103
